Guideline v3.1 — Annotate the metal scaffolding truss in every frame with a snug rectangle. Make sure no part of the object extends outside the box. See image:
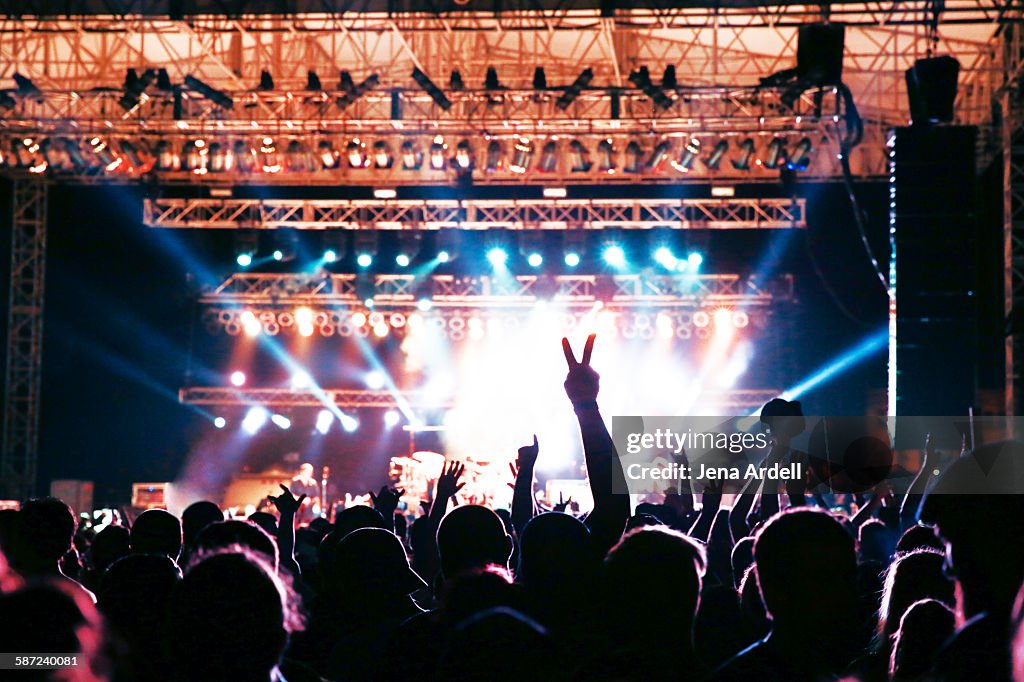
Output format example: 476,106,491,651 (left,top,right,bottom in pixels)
200,272,789,309
145,197,807,230
2,181,47,501
0,4,1017,183
1003,21,1024,416
178,386,783,412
